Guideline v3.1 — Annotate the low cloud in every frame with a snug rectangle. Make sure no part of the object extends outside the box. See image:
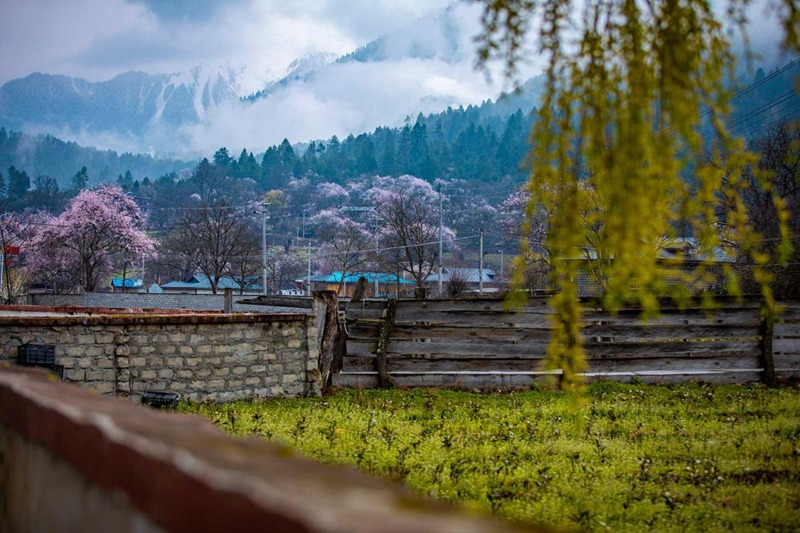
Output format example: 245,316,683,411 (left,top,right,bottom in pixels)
182,56,508,155
1,0,791,159
0,0,453,88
